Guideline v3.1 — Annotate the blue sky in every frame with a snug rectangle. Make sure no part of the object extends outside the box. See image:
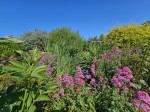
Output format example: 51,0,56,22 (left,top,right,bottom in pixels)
0,0,150,39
